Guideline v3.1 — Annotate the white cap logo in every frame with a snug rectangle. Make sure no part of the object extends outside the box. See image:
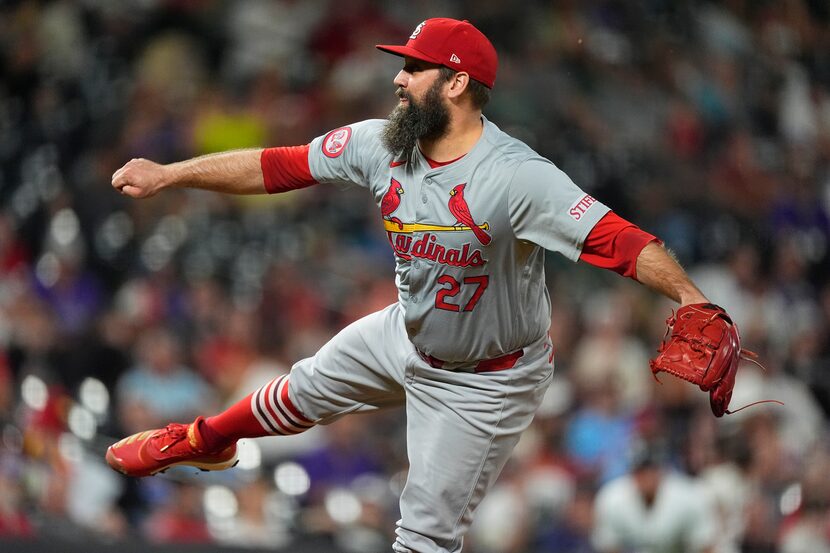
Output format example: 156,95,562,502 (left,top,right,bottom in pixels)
410,21,426,40
450,53,461,64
